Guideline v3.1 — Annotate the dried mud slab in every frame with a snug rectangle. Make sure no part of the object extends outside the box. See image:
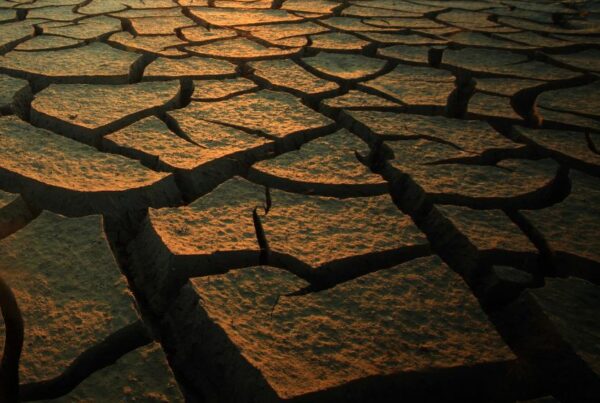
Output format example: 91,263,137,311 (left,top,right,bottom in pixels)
186,38,301,61
189,7,302,26
103,116,208,172
0,19,40,52
475,77,542,97
361,32,447,46
320,90,400,115
343,111,561,206
282,0,340,14
129,15,194,35
140,176,263,263
346,111,520,153
0,9,16,22
261,188,427,270
167,106,275,194
144,56,237,80
2,1,600,401
26,5,80,21
522,170,600,264
0,73,30,117
248,129,386,197
468,92,522,121
176,90,334,144
14,35,82,51
377,44,433,64
437,205,535,253
514,127,600,176
241,22,327,48
538,108,600,133
79,0,127,14
130,177,266,310
536,81,600,123
302,52,387,82
108,32,187,57
0,211,182,401
447,32,532,50
389,140,559,202
529,277,600,377
359,64,455,109
310,32,370,52
0,116,180,216
180,25,237,43
442,48,580,80
546,49,600,73
0,43,142,85
191,77,257,101
342,4,419,17
39,16,122,40
0,189,35,240
319,16,399,33
249,59,339,98
349,0,443,14
31,80,181,144
132,175,426,310
165,257,515,401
